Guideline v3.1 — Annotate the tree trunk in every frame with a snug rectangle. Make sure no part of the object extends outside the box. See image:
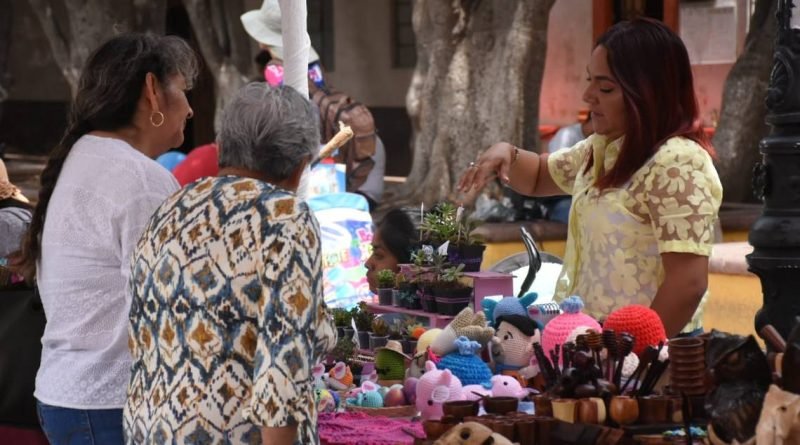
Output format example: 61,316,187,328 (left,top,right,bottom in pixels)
397,0,556,207
182,0,254,130
713,0,777,203
27,0,166,97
